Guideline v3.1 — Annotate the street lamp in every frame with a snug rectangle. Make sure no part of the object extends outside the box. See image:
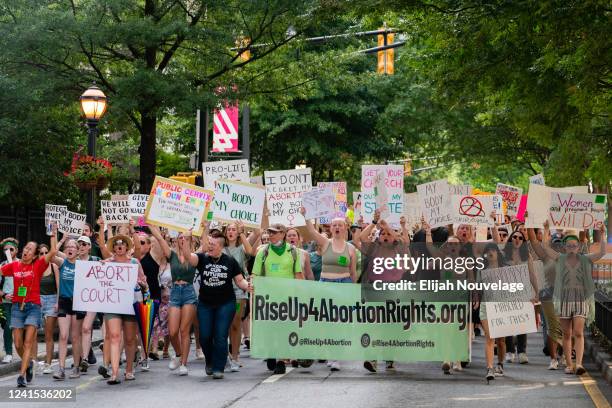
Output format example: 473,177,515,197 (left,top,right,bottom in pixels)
80,84,107,226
